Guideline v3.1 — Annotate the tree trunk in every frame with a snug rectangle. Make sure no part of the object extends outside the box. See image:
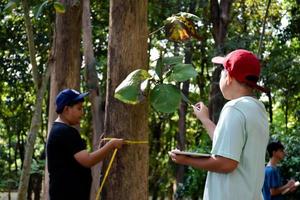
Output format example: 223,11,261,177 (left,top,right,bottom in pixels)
101,0,149,199
44,1,83,199
17,0,51,199
174,42,193,199
20,0,40,89
82,1,105,199
17,66,51,200
209,0,233,123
